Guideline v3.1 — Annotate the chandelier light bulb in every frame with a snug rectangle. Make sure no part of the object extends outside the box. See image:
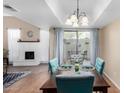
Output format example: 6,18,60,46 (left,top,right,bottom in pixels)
65,18,72,25
81,22,88,26
70,14,77,22
74,18,78,23
82,16,88,23
65,0,89,27
73,22,79,27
